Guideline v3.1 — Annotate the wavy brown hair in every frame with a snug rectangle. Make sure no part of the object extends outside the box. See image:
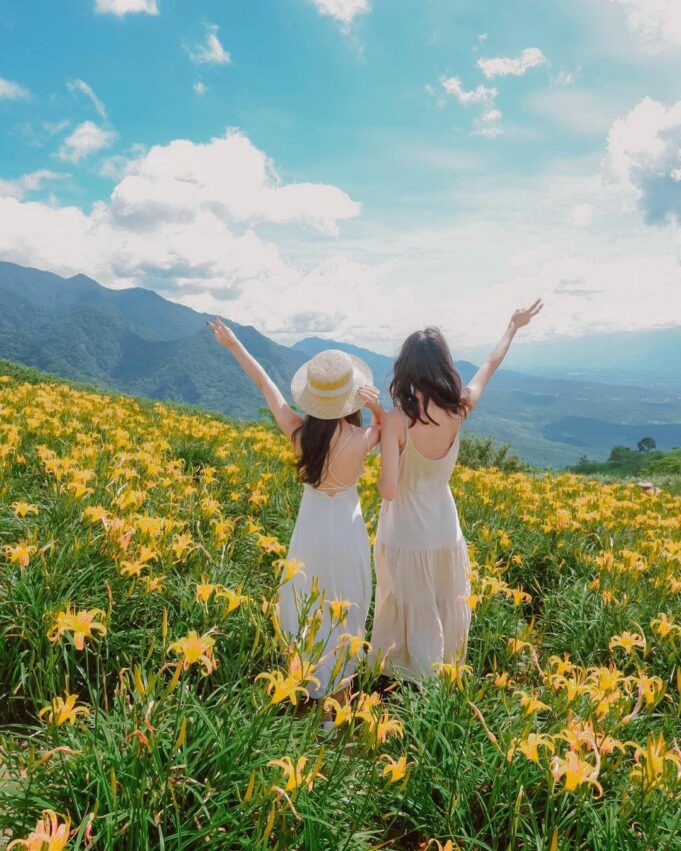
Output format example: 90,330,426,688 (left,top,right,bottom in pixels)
293,411,363,487
390,327,469,426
